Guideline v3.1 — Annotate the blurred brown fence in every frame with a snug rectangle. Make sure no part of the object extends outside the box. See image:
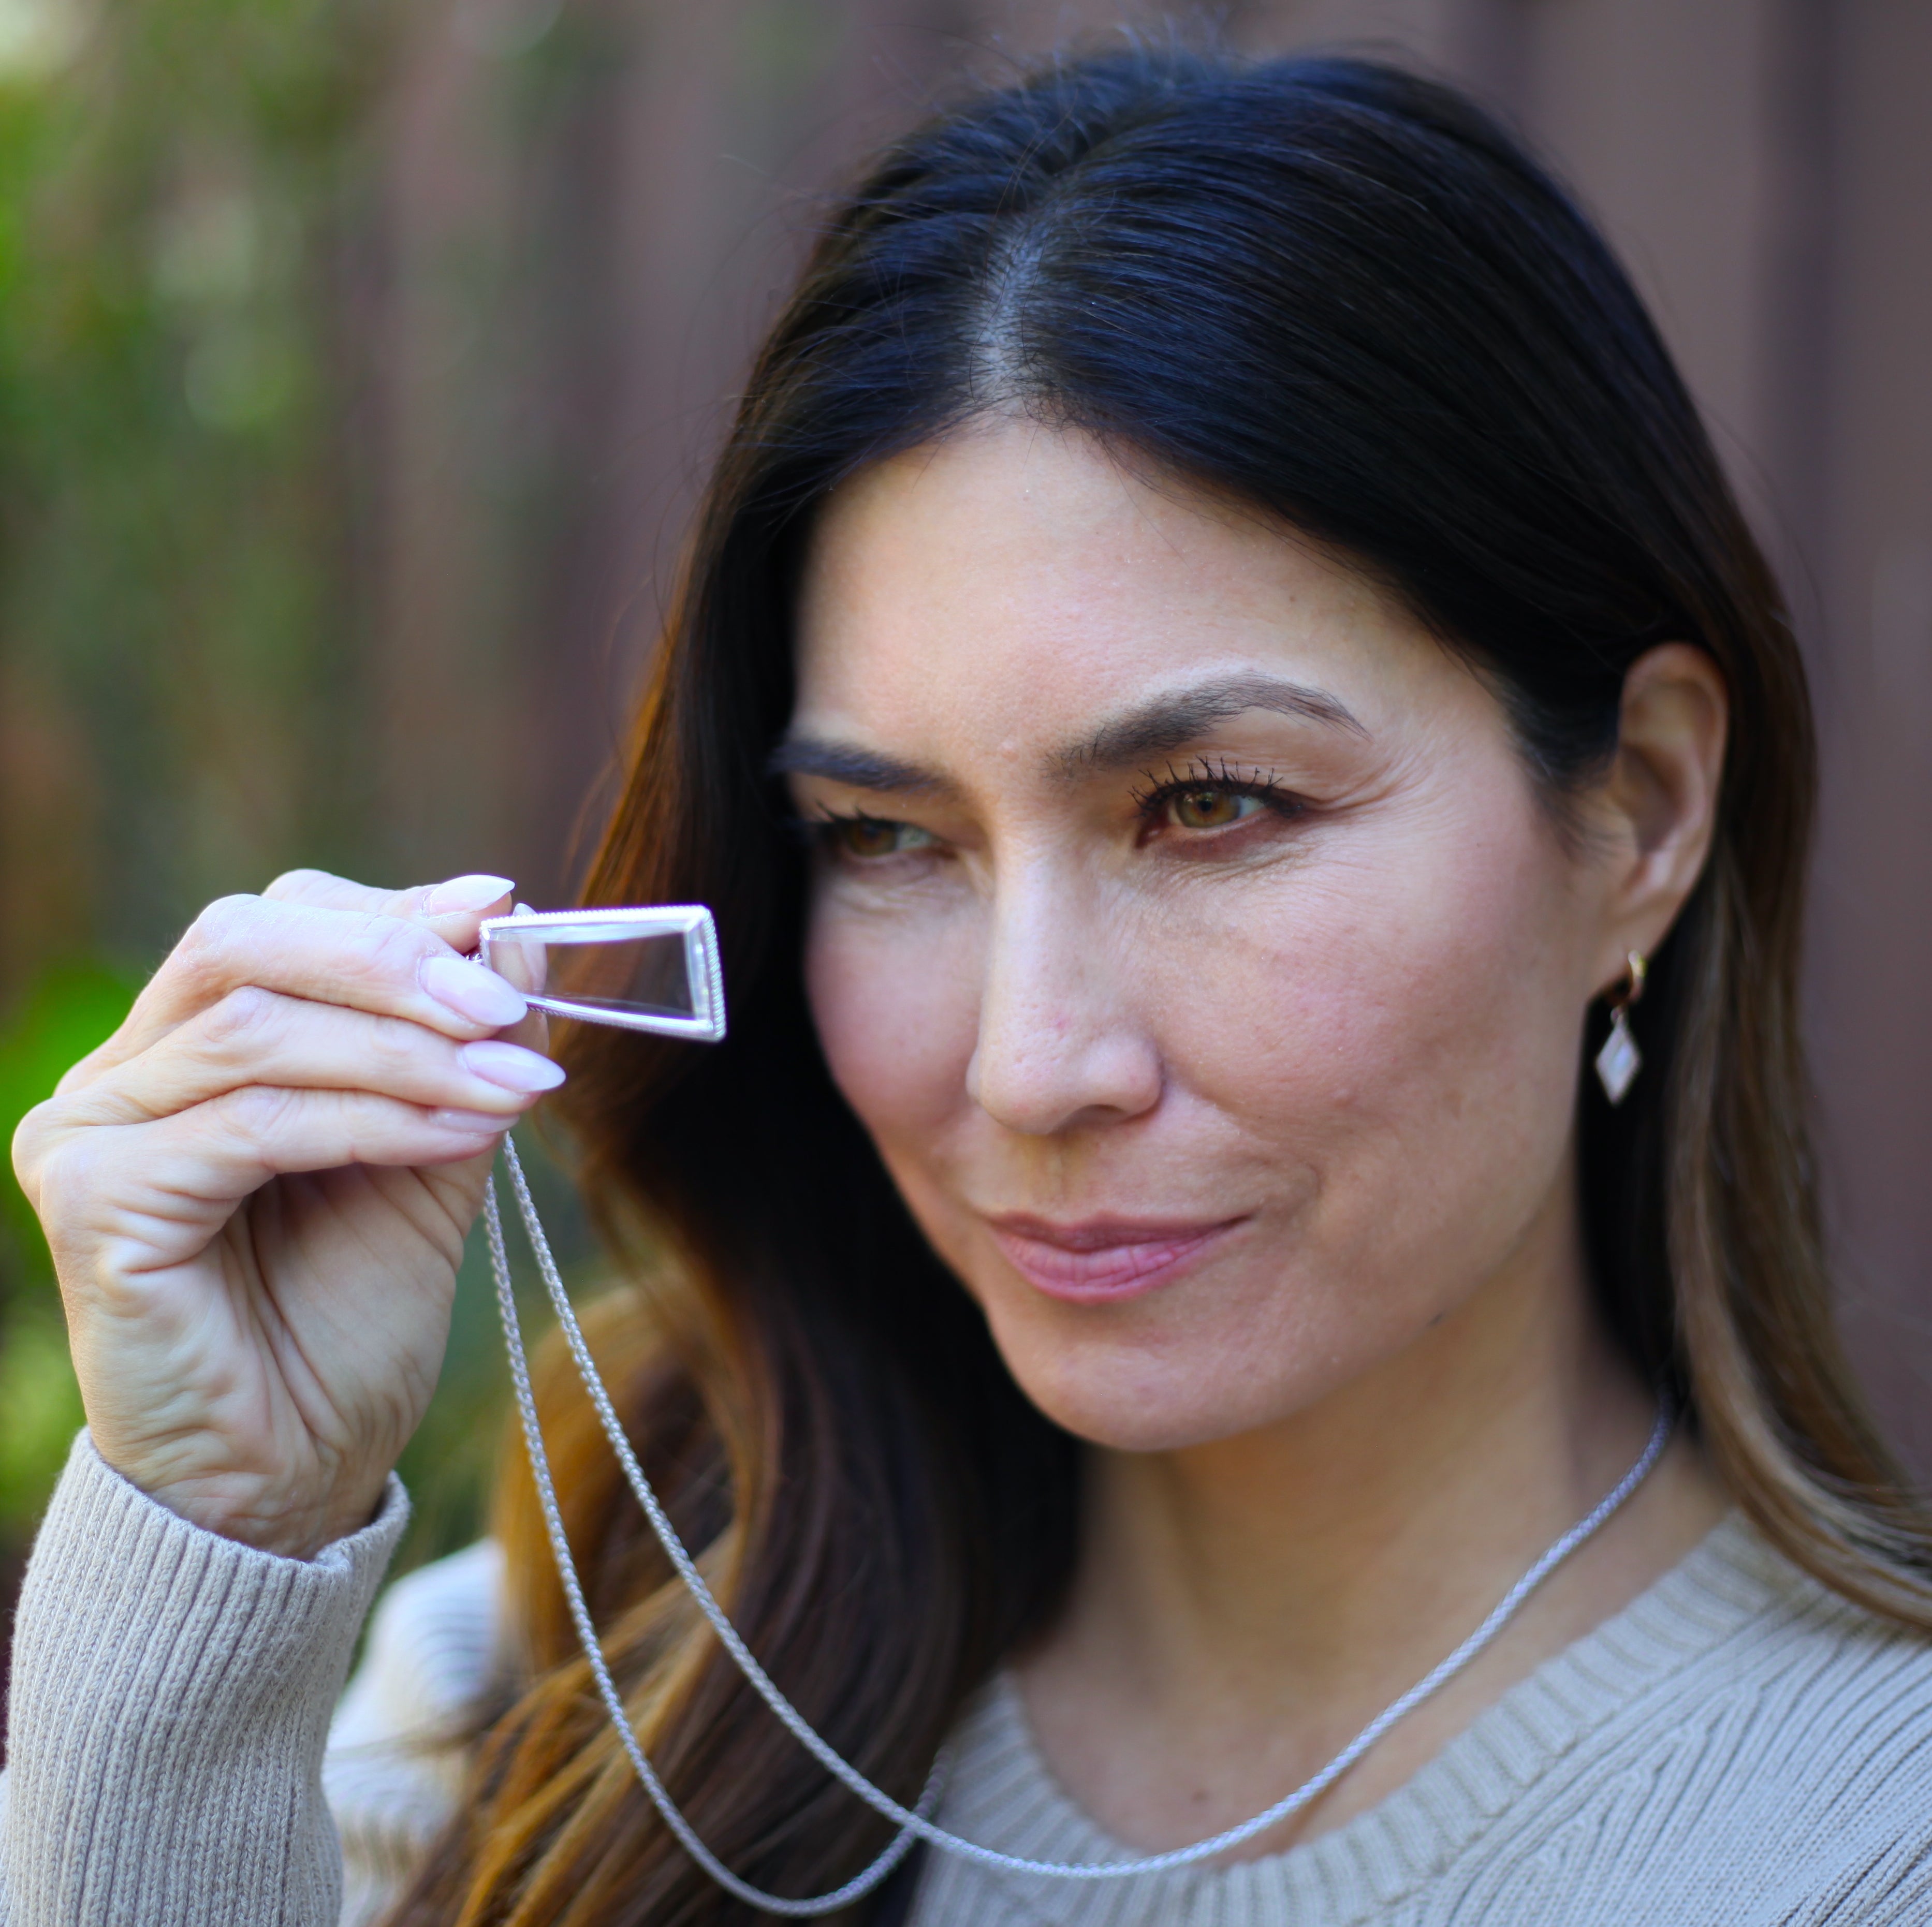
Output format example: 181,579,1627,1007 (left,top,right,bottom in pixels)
0,0,1927,1561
